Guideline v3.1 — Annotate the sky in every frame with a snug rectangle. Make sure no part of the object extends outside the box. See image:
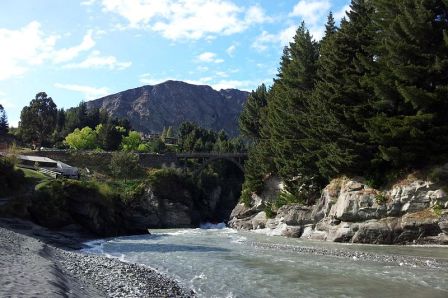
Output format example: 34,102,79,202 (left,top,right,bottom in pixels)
0,0,350,127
